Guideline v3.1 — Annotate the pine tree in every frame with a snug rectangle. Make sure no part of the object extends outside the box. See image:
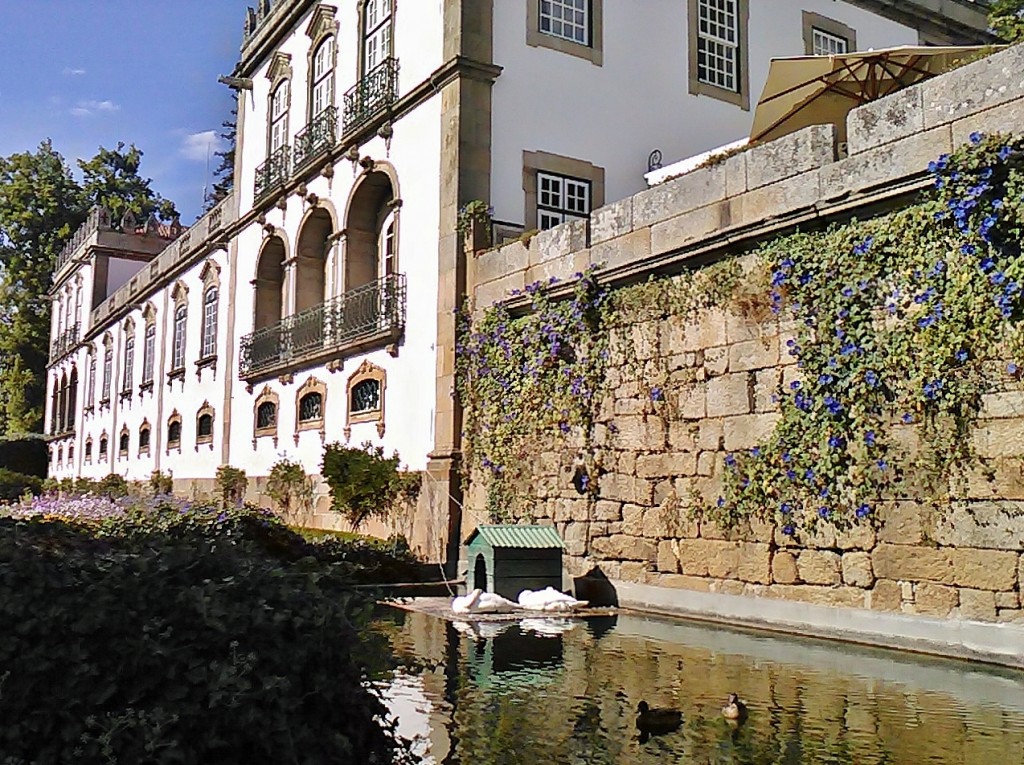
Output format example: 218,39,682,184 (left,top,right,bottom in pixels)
206,94,237,210
78,142,178,226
